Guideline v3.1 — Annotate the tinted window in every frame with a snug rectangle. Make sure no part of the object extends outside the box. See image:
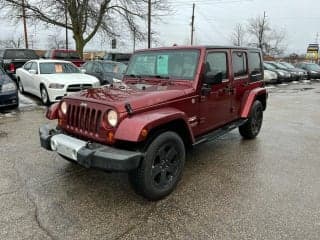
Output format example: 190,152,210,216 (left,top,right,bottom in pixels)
248,52,262,81
83,62,93,72
232,51,247,77
4,49,38,59
92,63,102,73
102,62,127,74
206,52,228,79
